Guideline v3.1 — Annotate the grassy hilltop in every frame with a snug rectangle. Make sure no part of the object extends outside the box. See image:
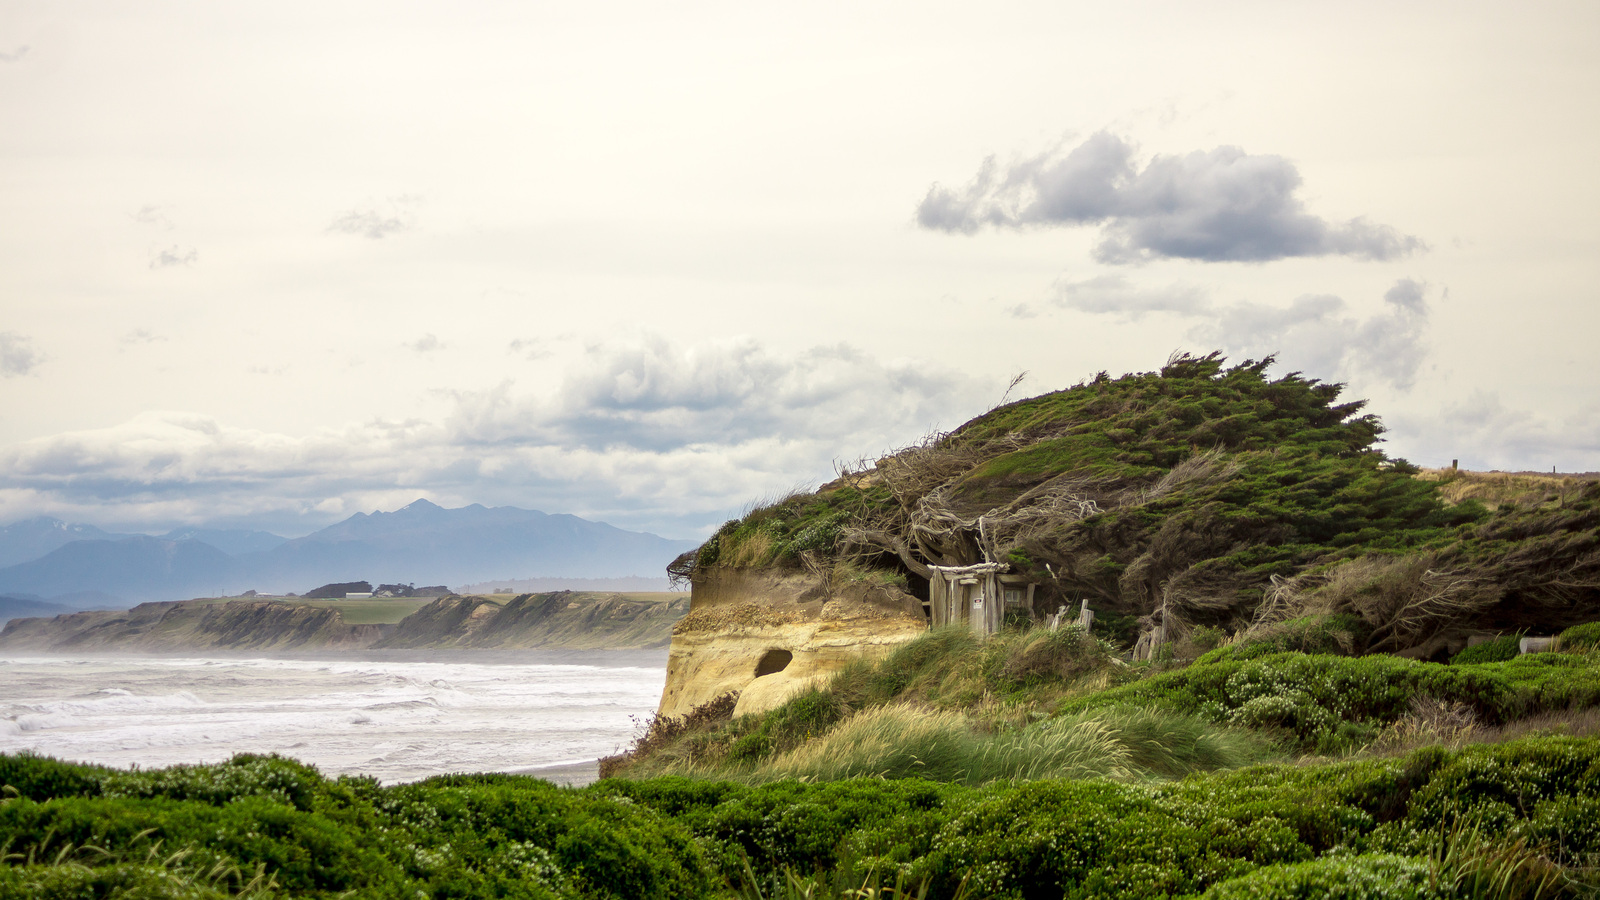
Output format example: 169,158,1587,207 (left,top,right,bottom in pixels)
671,353,1600,659
4,354,1600,898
